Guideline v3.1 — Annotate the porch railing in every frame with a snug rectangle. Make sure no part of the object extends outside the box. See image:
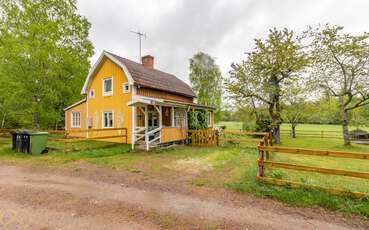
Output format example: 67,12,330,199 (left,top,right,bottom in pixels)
134,126,162,151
